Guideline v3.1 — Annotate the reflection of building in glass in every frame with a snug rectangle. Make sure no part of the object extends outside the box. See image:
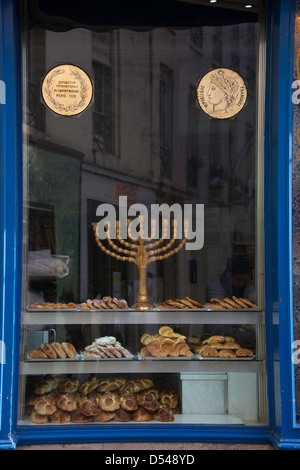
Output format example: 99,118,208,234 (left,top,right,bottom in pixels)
25,22,257,305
